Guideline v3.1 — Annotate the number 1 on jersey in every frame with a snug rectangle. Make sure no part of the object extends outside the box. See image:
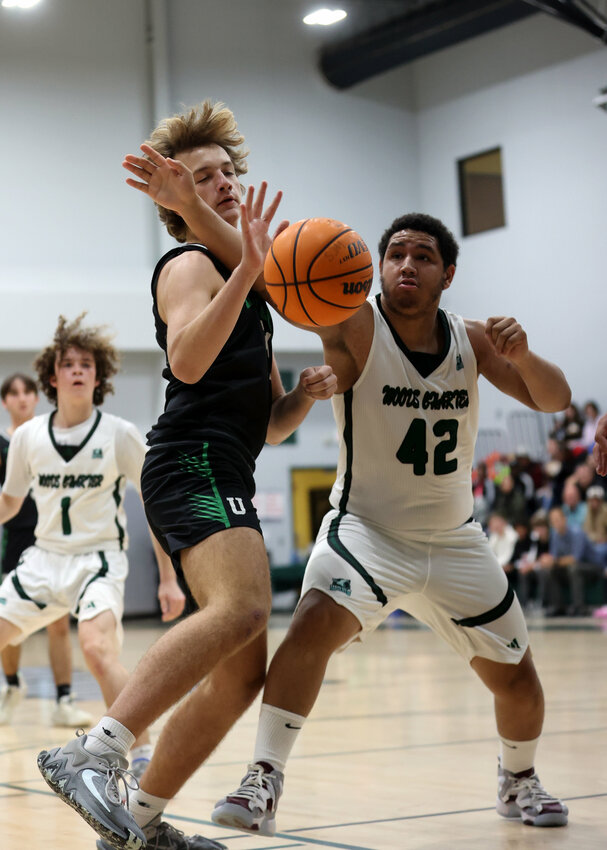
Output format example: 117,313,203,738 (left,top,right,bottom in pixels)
61,496,72,535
